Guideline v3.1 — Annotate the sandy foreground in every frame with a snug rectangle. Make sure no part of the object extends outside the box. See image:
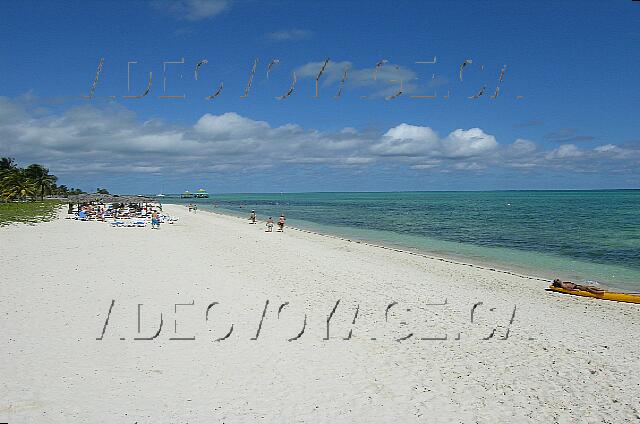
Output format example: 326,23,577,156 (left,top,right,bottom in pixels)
1,204,639,423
